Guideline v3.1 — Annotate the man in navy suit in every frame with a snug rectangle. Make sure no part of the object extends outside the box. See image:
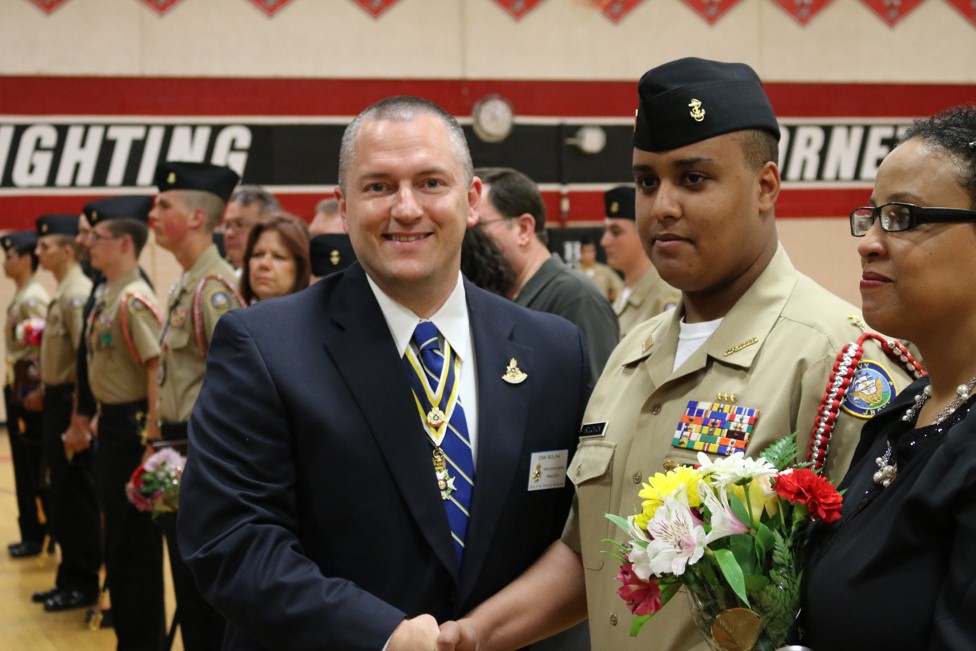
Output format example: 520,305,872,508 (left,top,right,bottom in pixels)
177,96,591,650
